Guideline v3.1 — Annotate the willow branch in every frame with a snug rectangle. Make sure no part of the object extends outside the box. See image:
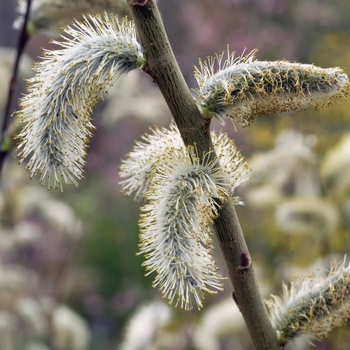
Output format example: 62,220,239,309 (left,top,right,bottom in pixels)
127,1,280,349
0,0,32,177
